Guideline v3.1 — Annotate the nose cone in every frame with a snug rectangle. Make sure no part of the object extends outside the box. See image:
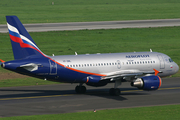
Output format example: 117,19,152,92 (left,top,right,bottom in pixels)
175,63,179,73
